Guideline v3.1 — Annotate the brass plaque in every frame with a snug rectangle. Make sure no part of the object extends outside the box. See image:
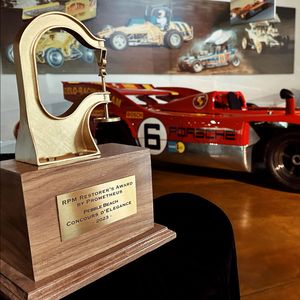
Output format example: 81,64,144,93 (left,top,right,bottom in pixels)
57,175,137,241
